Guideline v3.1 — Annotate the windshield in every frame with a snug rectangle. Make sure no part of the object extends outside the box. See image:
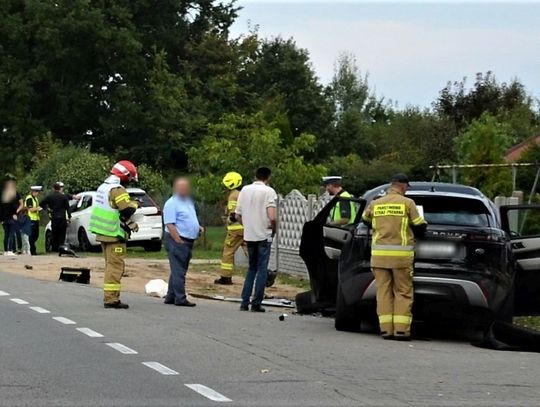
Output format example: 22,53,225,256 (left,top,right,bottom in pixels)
410,196,492,227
